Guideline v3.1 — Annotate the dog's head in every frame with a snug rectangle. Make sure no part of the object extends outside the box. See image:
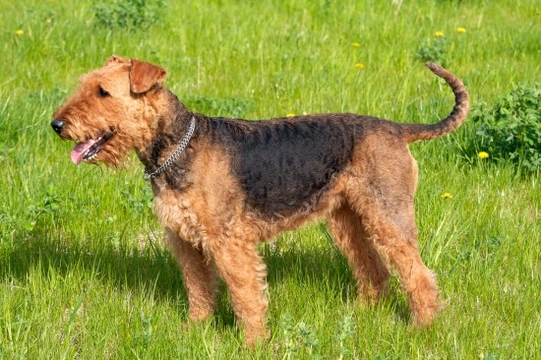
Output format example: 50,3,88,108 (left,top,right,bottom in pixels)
51,56,167,167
